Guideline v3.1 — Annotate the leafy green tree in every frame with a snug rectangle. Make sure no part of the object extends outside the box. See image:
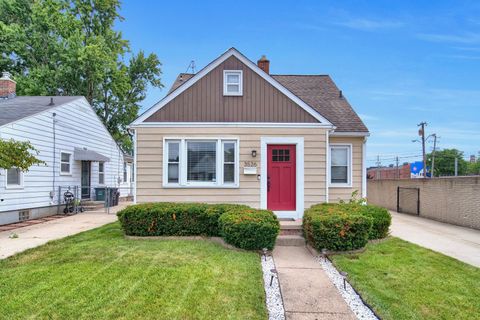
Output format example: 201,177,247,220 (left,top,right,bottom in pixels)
427,149,468,176
0,139,45,171
0,0,162,153
467,160,480,175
